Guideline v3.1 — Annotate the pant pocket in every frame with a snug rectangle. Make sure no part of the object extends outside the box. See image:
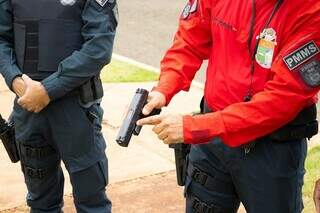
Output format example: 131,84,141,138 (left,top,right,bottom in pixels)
48,97,95,159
